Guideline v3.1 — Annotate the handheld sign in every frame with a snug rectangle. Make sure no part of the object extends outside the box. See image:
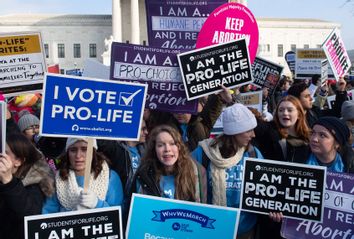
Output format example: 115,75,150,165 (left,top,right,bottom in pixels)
295,48,335,79
25,207,123,239
40,73,147,141
251,56,283,99
241,158,326,222
321,59,329,85
0,101,6,154
145,0,228,49
239,91,263,113
252,57,283,88
110,42,198,113
284,51,295,75
196,2,259,63
322,28,352,80
126,194,239,239
0,32,46,96
178,39,253,100
281,172,354,239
